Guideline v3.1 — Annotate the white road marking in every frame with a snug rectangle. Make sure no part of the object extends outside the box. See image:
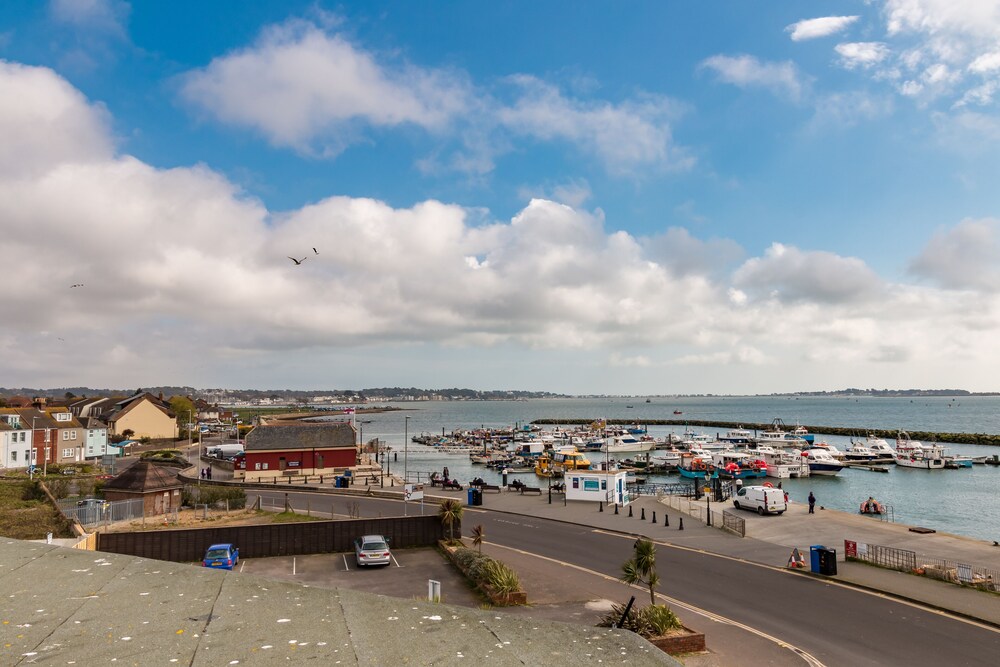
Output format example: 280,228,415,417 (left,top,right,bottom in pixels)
239,560,246,573
292,557,296,576
391,554,402,568
489,540,827,667
342,554,350,571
